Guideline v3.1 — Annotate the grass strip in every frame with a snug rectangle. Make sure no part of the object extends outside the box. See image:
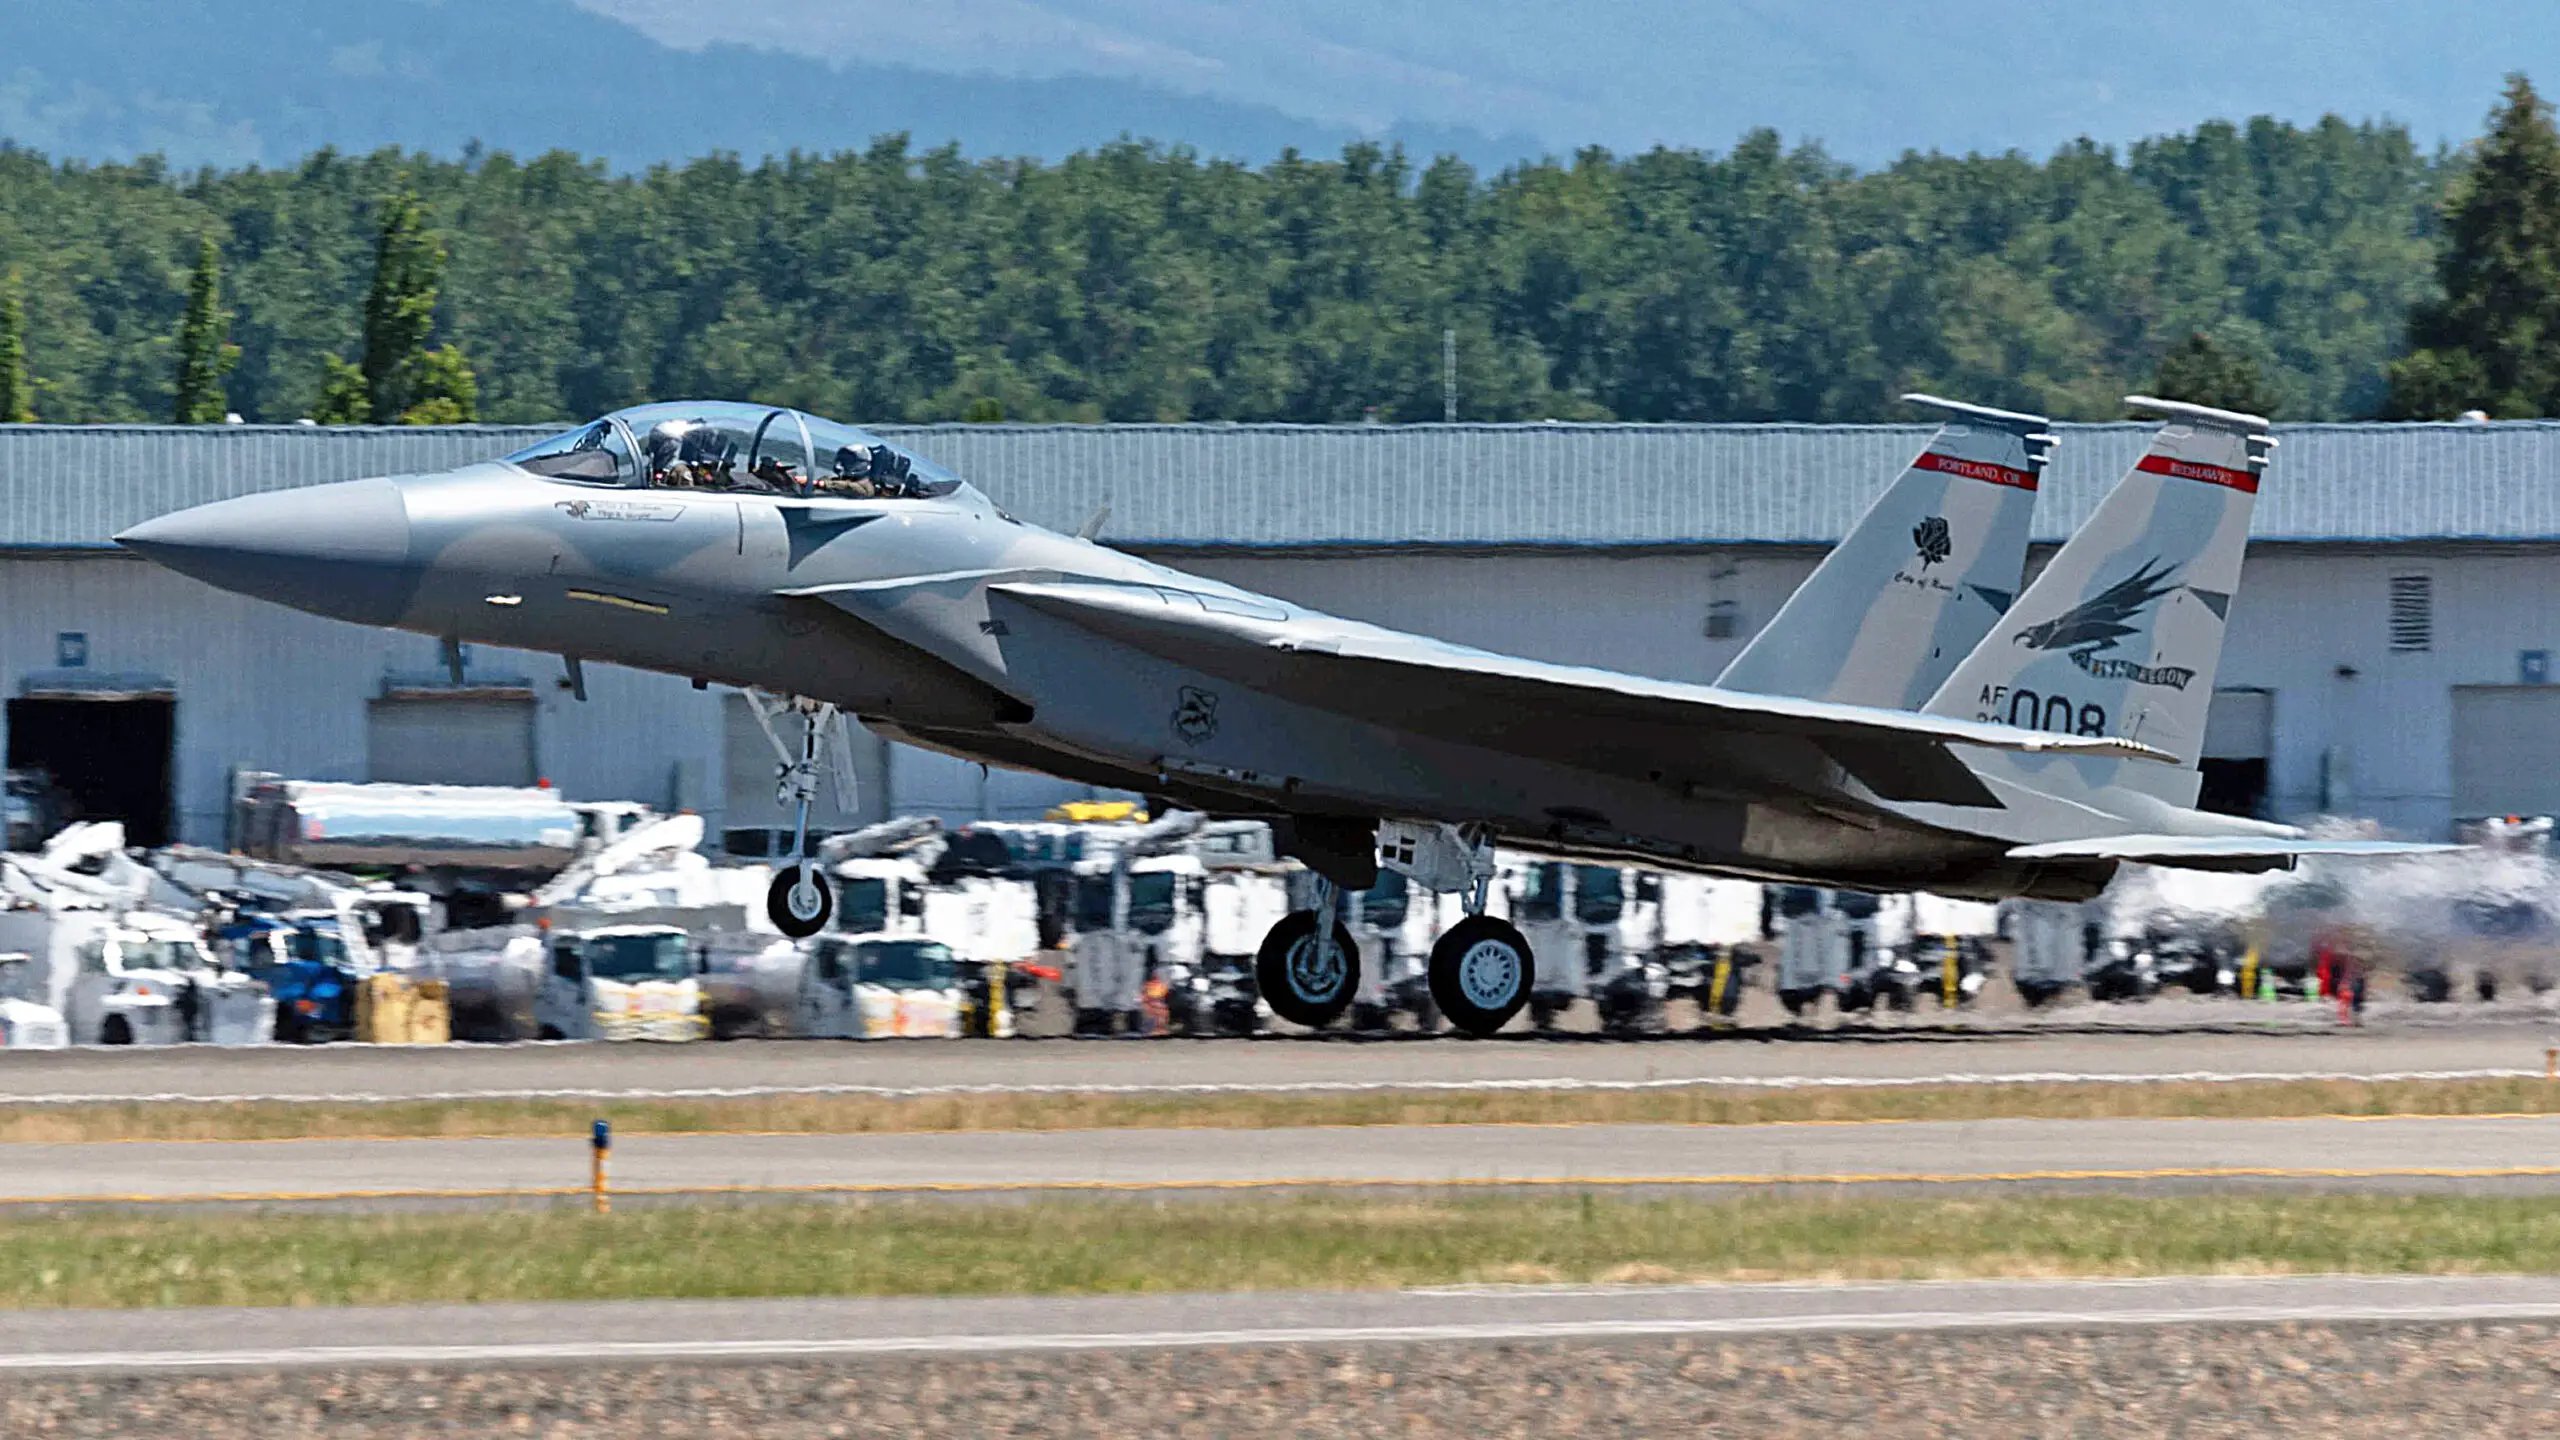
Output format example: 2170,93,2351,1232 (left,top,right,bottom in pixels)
5,1191,2560,1309
6,1076,2560,1144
